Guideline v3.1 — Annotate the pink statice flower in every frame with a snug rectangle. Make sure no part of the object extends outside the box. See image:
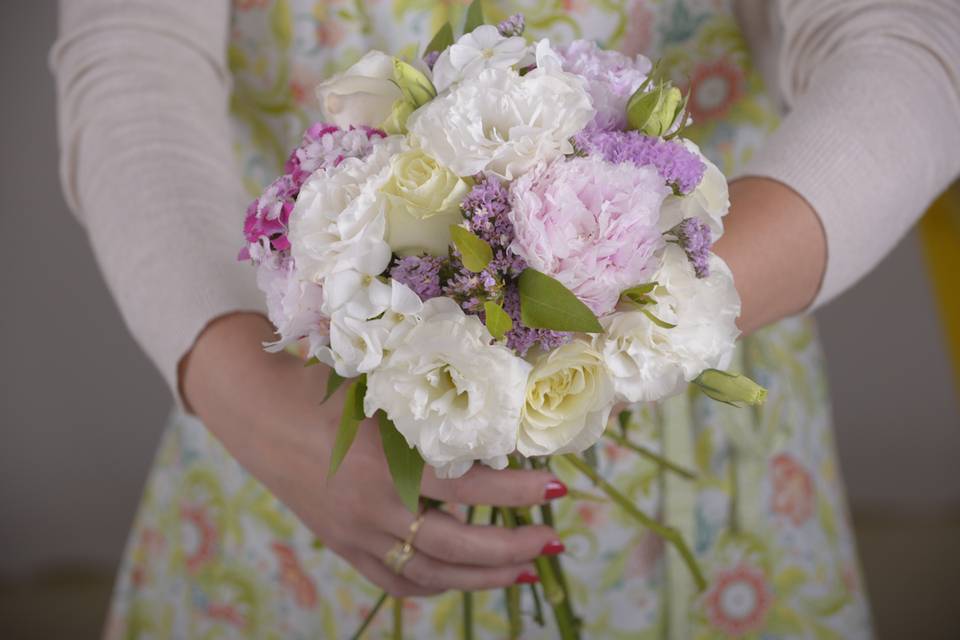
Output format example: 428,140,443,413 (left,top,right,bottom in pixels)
557,40,652,131
509,155,670,315
285,123,386,187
